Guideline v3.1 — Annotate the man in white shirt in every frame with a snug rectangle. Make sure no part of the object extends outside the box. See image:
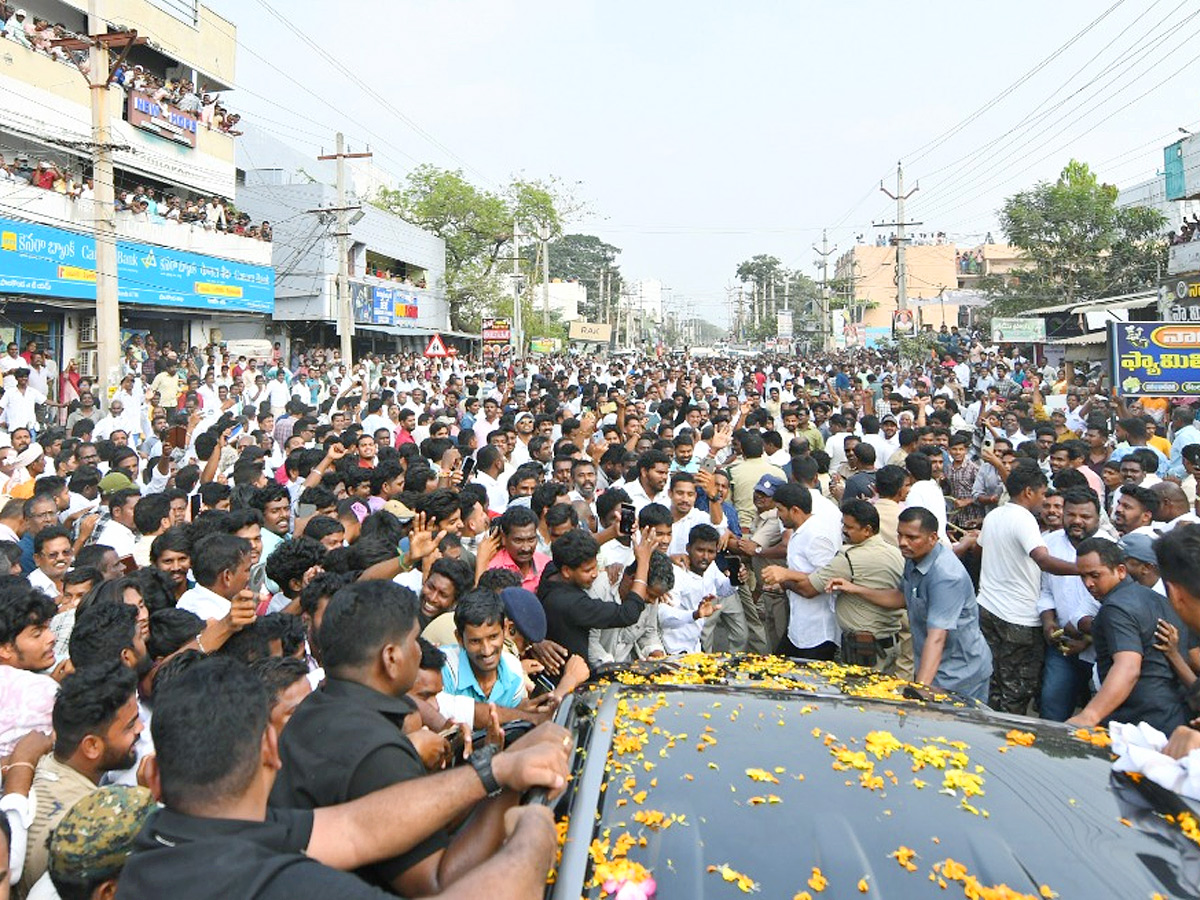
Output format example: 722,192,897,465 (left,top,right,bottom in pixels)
0,342,24,392
0,367,44,434
177,533,253,621
761,483,842,659
658,524,732,654
623,450,671,514
1036,488,1102,722
472,445,510,516
92,489,140,560
977,463,1078,715
666,472,725,555
902,451,950,547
